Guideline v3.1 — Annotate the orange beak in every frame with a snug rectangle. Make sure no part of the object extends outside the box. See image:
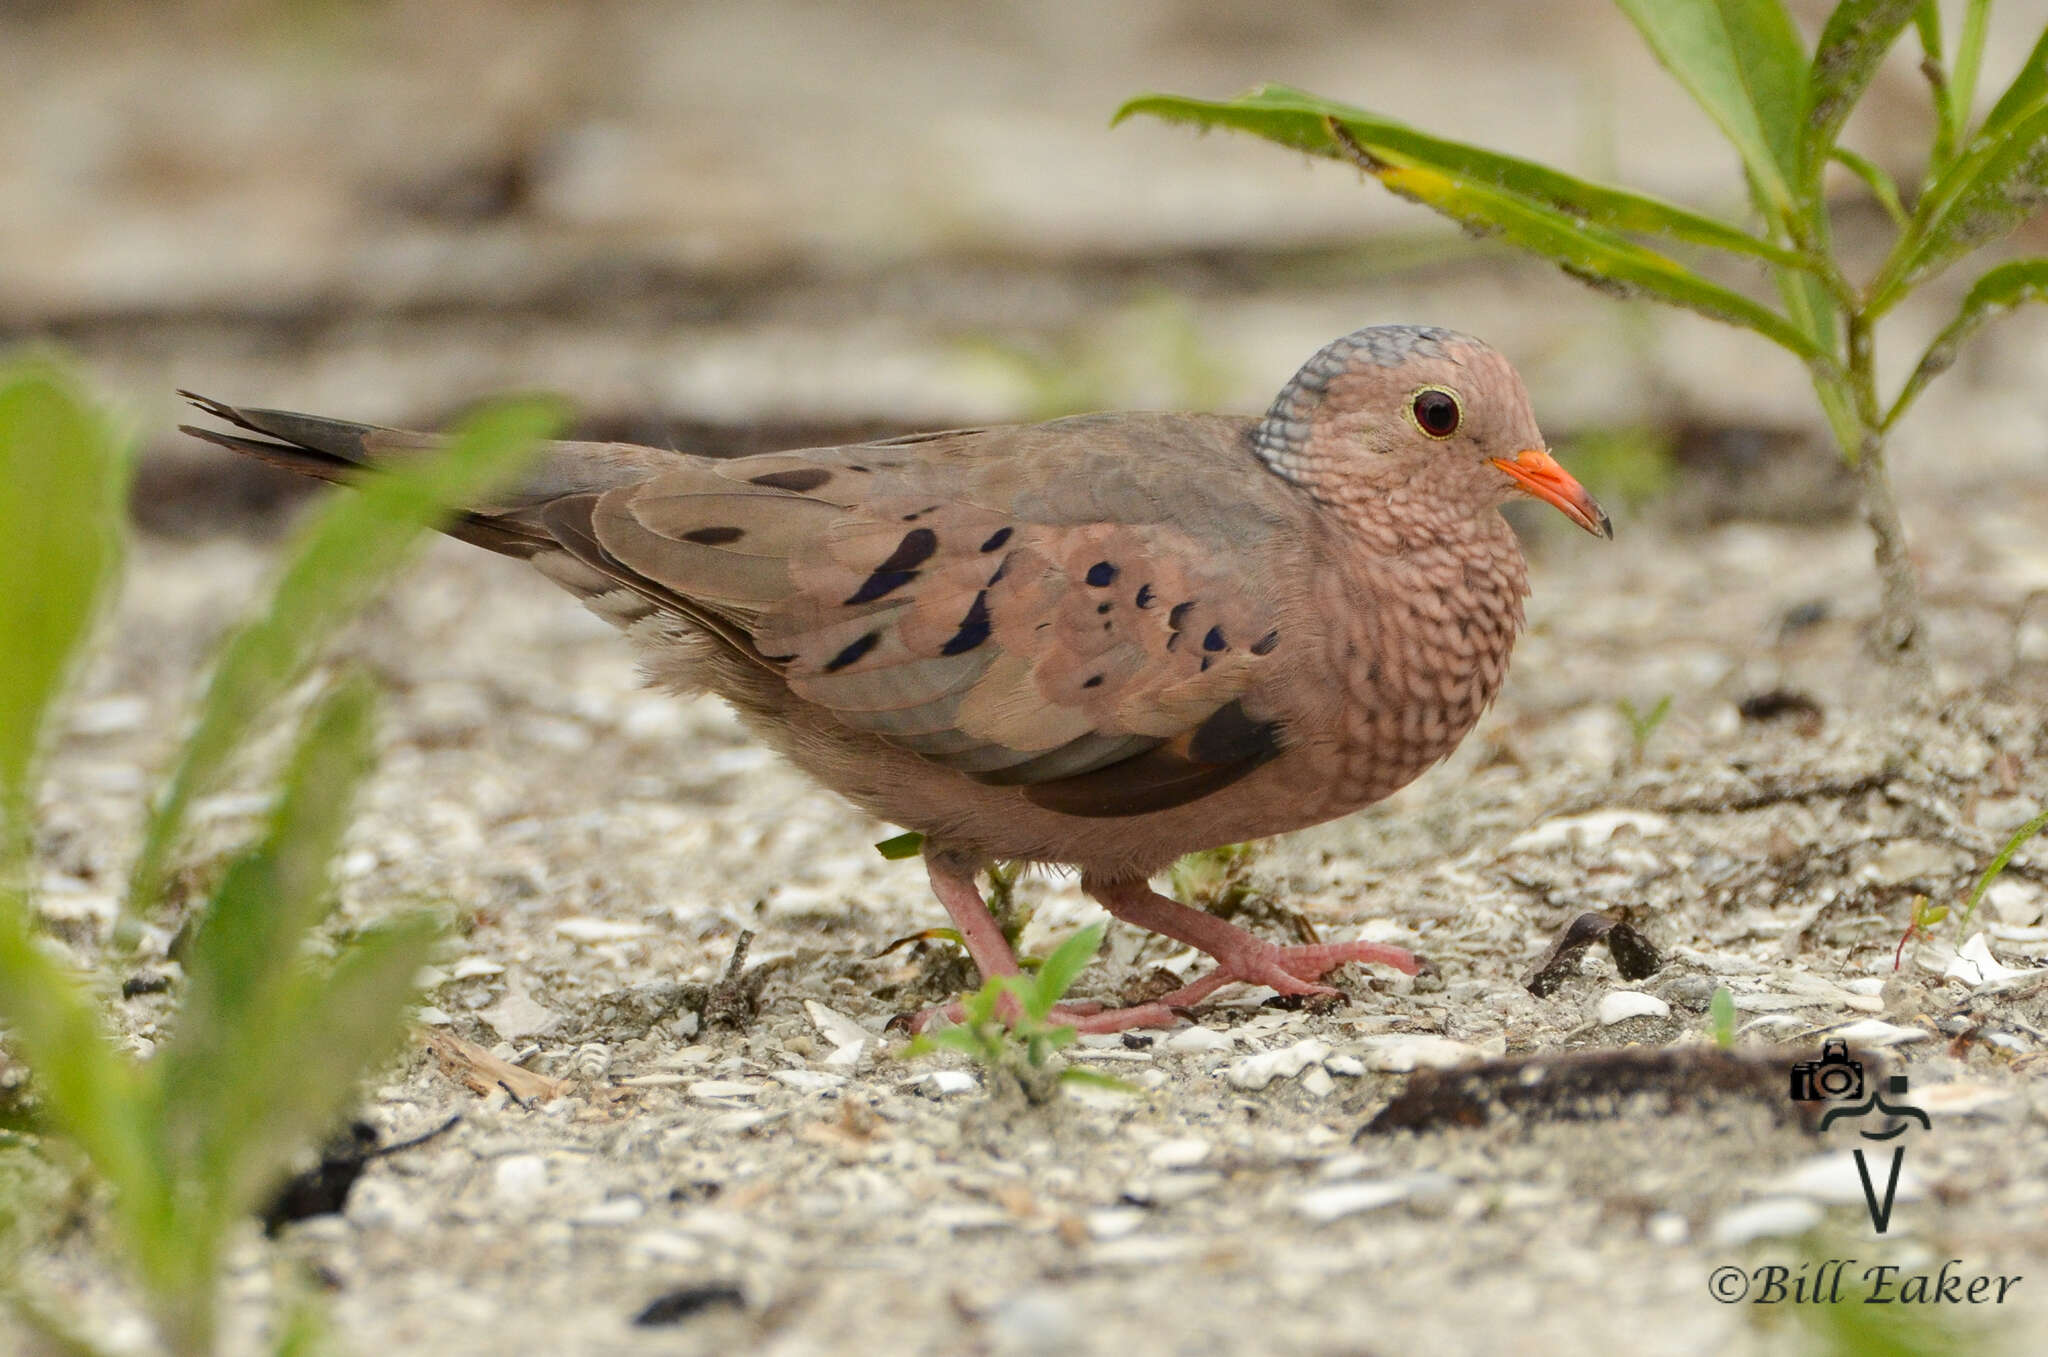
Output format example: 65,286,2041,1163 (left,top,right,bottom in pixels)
1490,449,1612,539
